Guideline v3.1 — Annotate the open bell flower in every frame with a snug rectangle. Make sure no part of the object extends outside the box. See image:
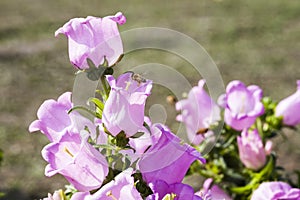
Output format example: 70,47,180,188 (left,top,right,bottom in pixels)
218,80,264,131
147,180,202,200
237,129,268,170
70,169,142,200
196,178,232,200
176,80,220,145
29,92,101,142
102,72,152,137
275,80,300,126
42,190,64,200
42,131,109,192
137,124,205,185
55,12,126,69
251,181,300,200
